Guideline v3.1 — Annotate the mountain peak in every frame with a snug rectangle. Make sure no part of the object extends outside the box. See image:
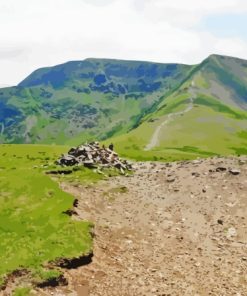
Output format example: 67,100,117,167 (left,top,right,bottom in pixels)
206,53,247,63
